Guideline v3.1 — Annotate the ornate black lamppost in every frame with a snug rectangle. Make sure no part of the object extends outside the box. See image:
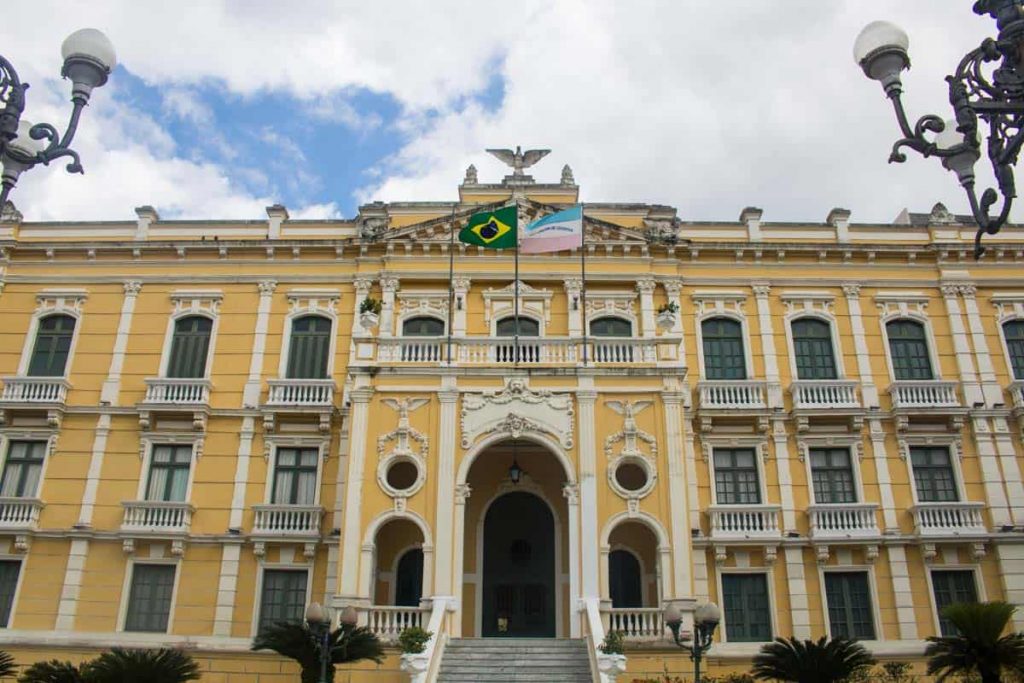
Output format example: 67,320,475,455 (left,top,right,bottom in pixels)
664,602,721,683
1,28,116,207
